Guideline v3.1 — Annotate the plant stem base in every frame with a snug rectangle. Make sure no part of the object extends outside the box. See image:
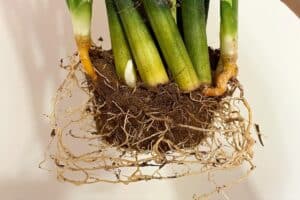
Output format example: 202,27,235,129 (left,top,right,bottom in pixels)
75,35,97,81
203,62,238,96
